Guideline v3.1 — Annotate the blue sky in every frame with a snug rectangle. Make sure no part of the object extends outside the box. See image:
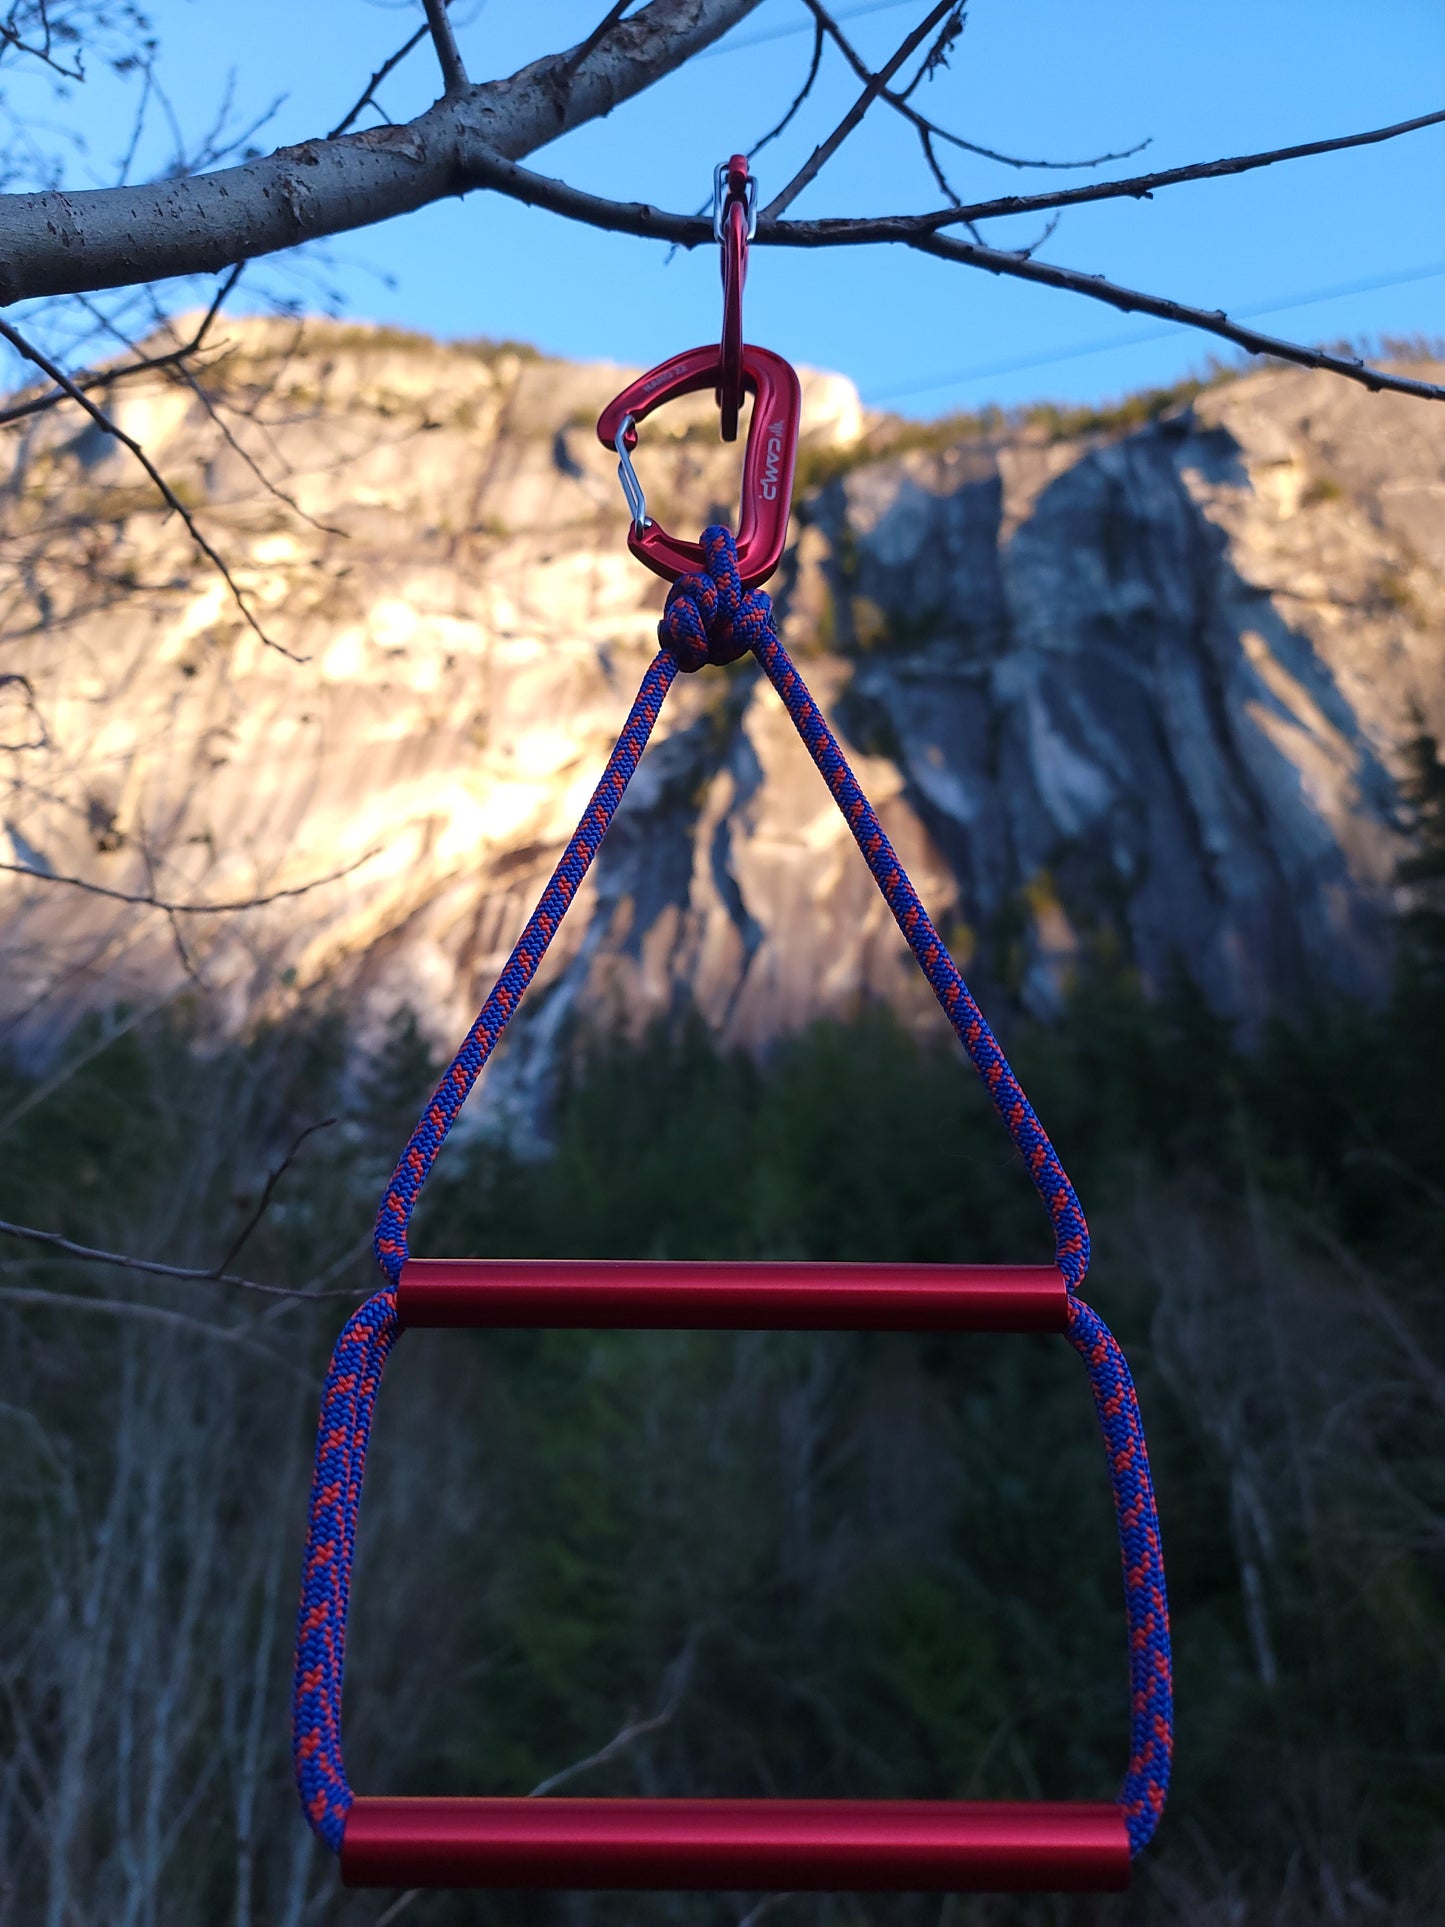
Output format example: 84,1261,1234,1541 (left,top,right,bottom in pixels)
19,0,1445,417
